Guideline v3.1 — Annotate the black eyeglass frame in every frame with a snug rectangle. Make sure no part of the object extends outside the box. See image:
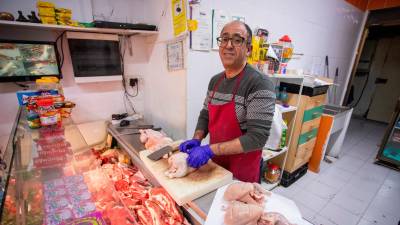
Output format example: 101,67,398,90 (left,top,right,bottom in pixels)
216,35,250,47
